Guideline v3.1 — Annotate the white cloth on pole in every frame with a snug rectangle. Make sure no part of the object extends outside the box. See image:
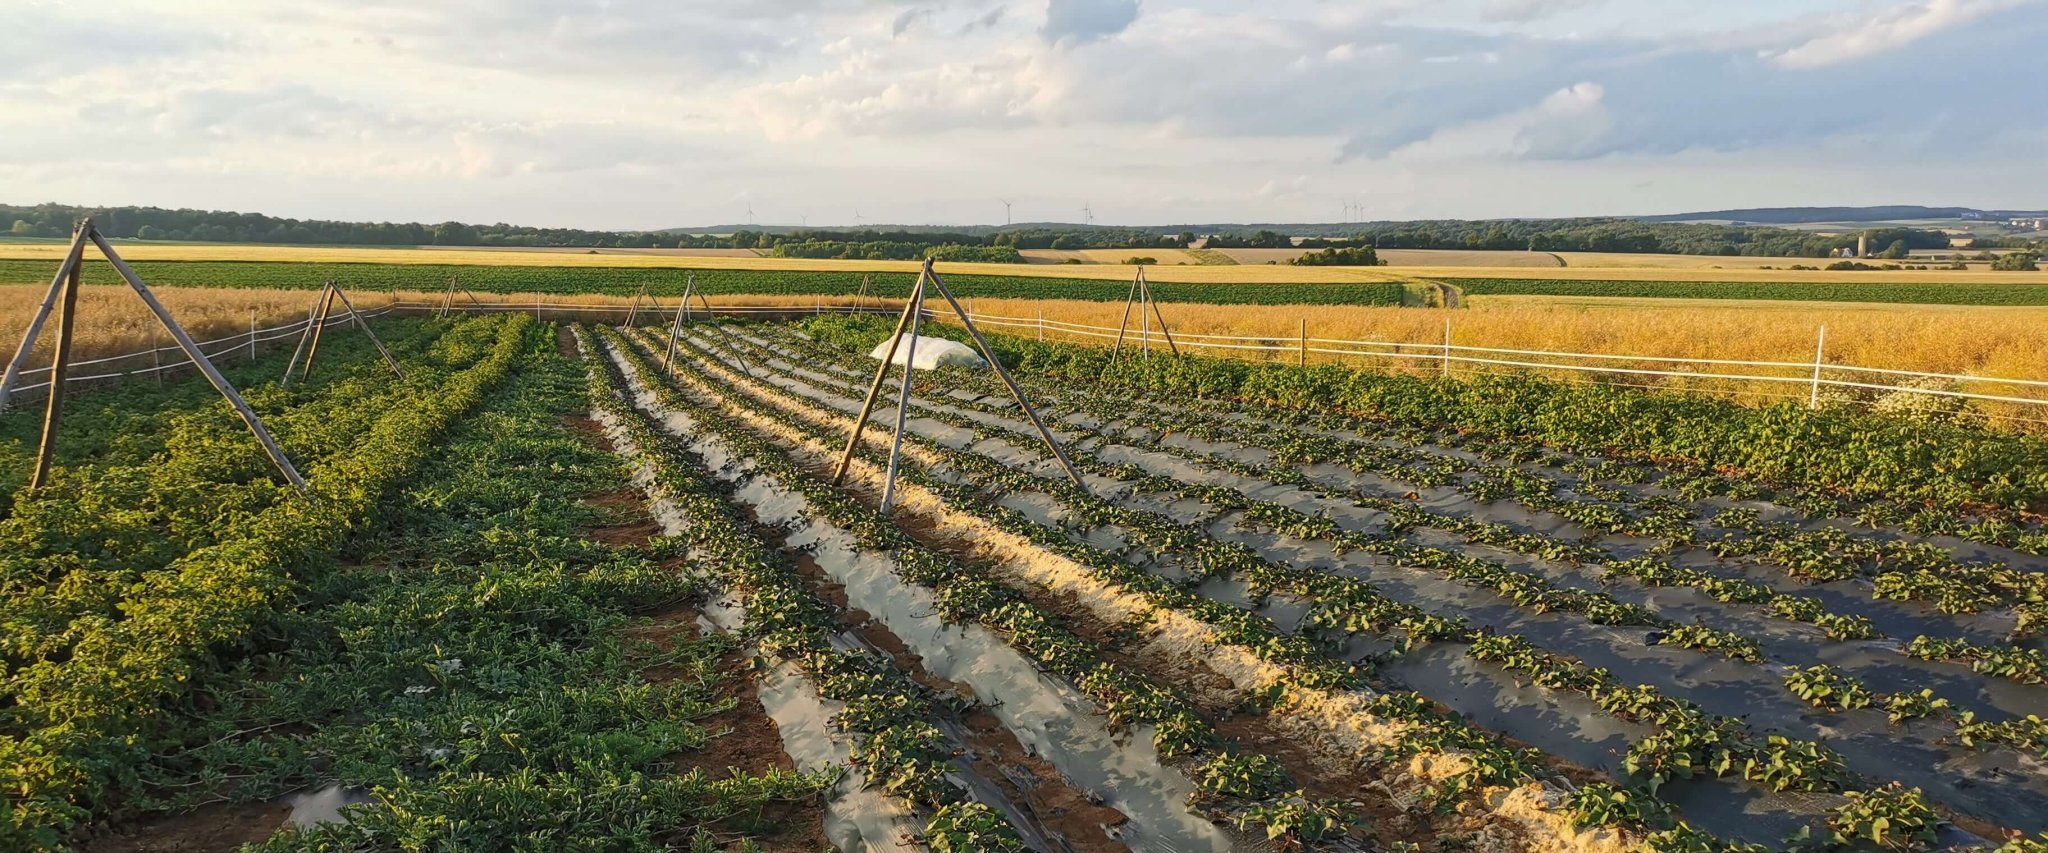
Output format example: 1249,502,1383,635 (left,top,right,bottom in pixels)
869,335,986,370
